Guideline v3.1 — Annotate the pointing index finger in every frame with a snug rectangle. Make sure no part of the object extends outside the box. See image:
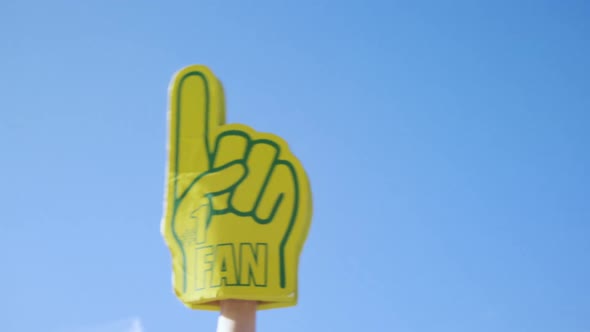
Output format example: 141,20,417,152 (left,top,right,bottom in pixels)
168,65,225,197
